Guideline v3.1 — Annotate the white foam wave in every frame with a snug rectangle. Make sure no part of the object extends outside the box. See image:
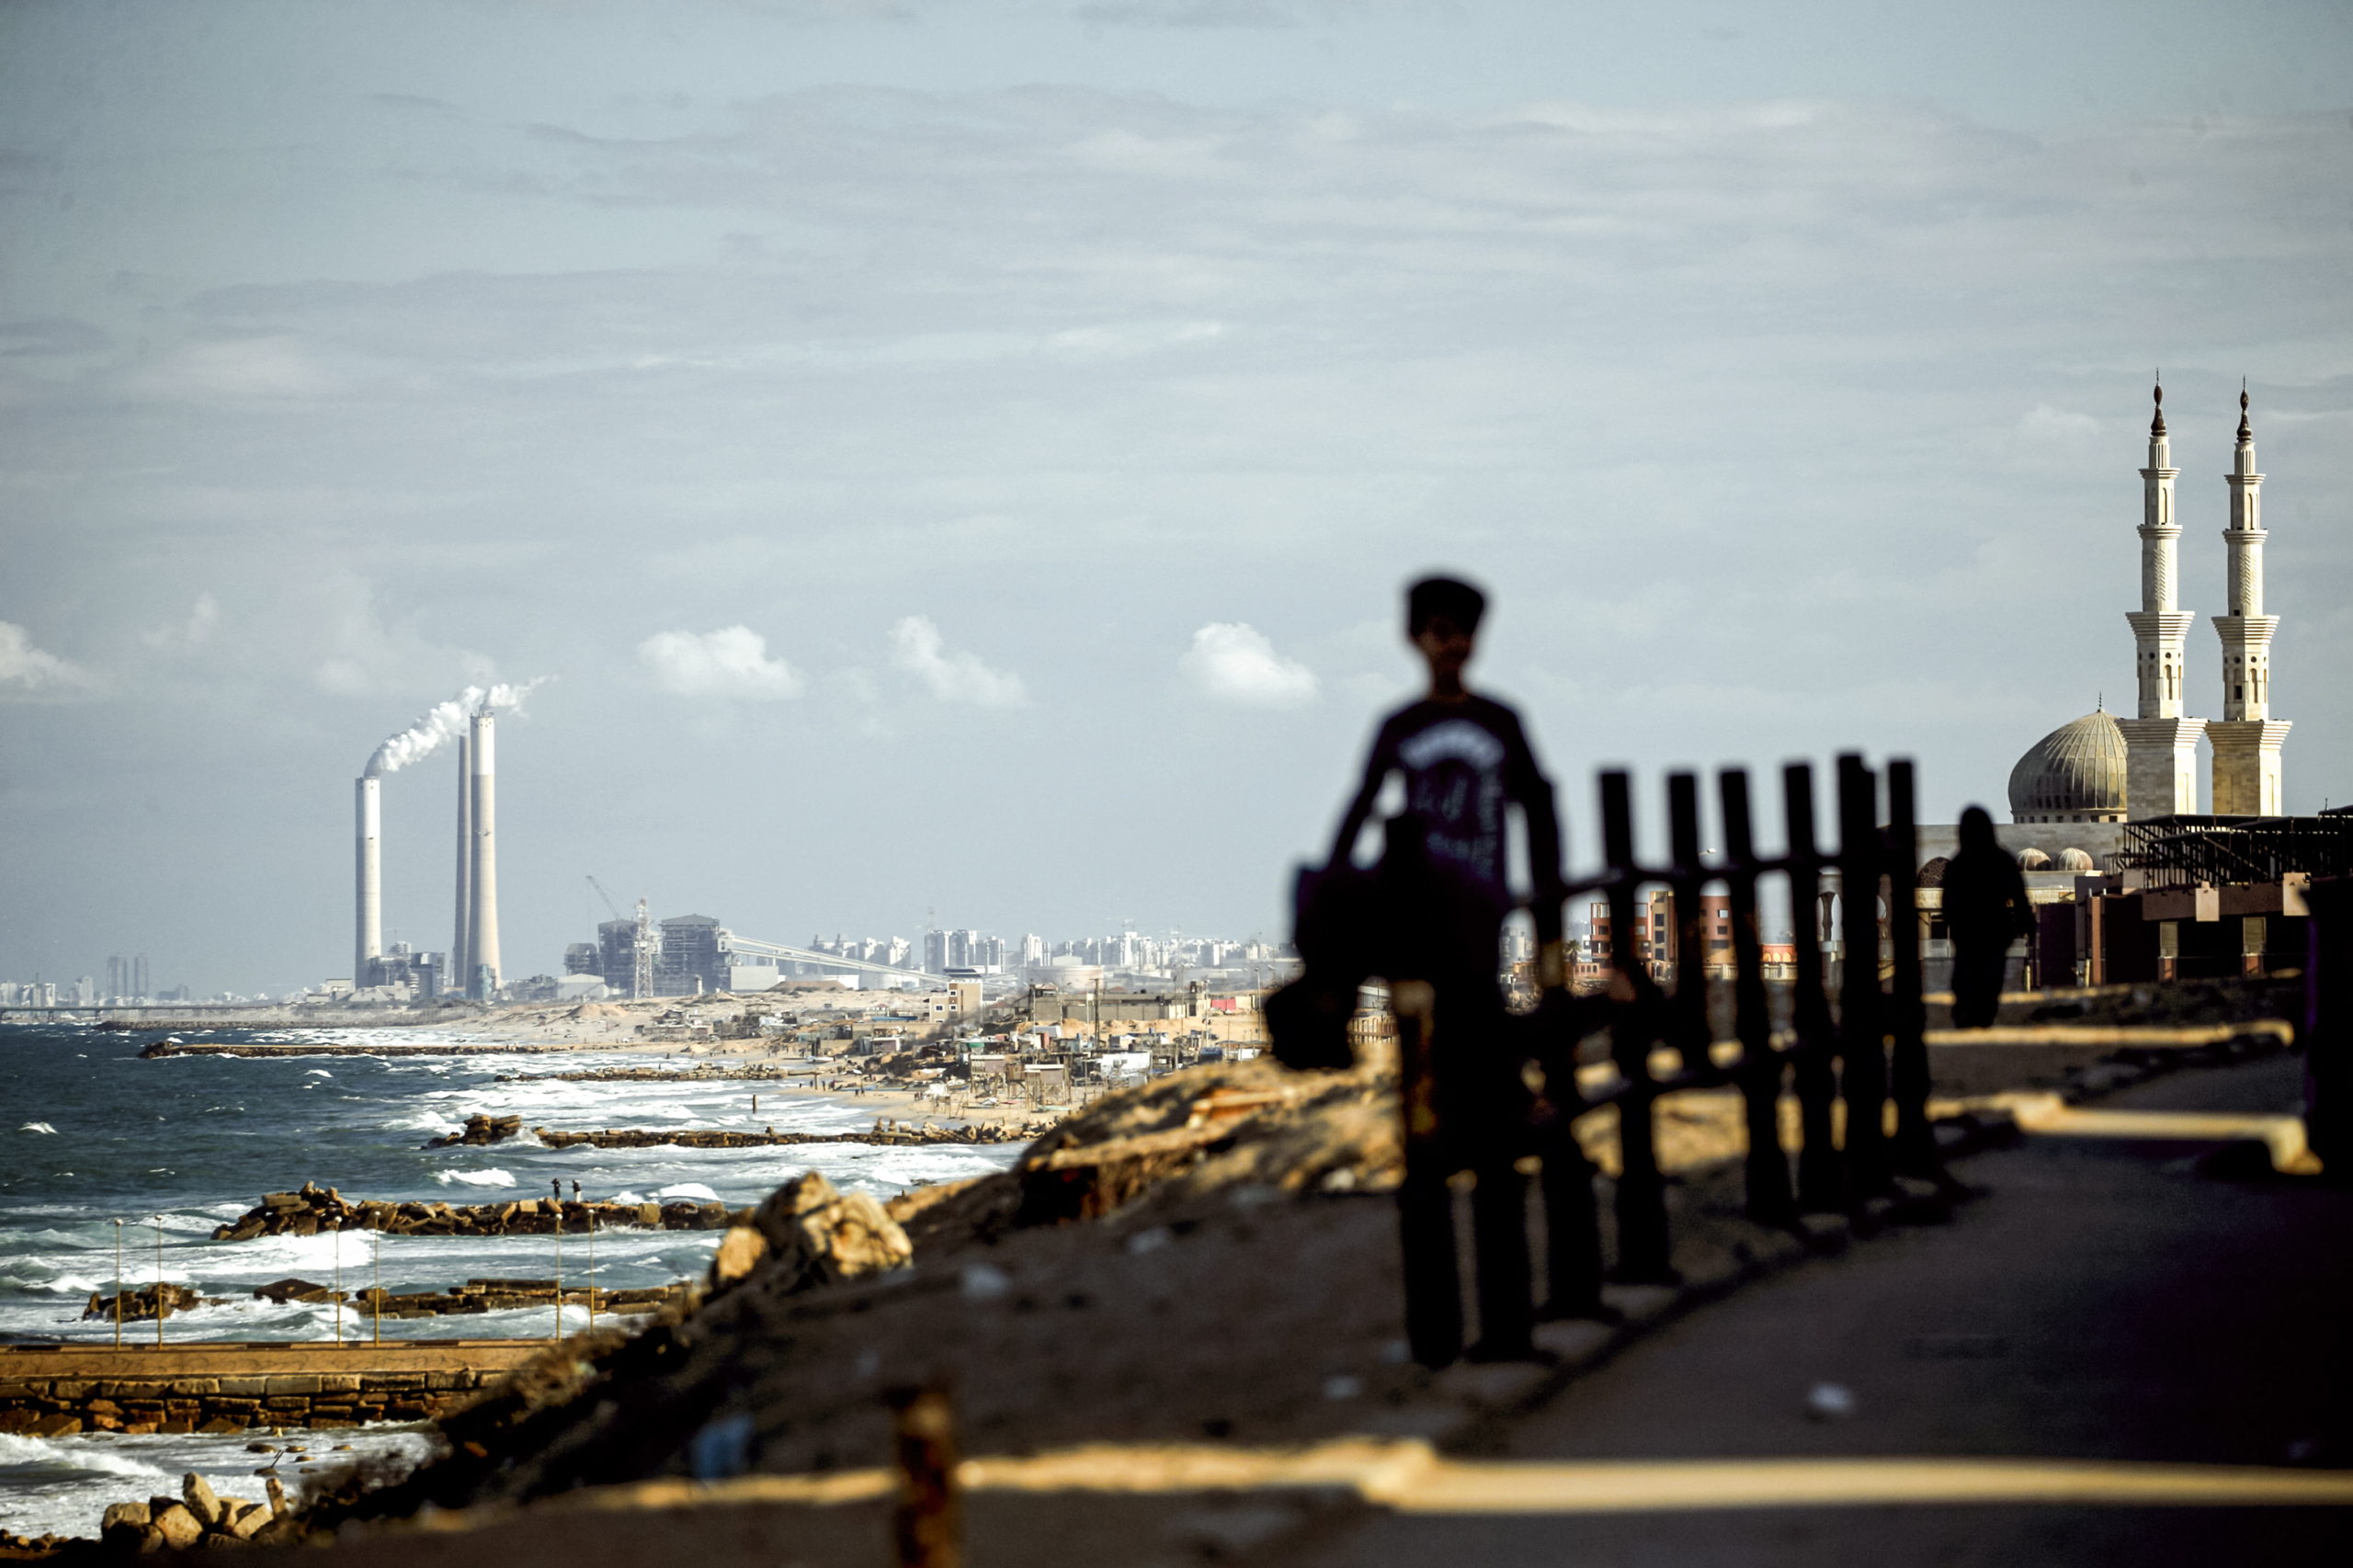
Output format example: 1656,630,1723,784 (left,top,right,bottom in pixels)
17,1122,58,1135
436,1169,515,1188
305,1069,333,1077
654,1183,720,1202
